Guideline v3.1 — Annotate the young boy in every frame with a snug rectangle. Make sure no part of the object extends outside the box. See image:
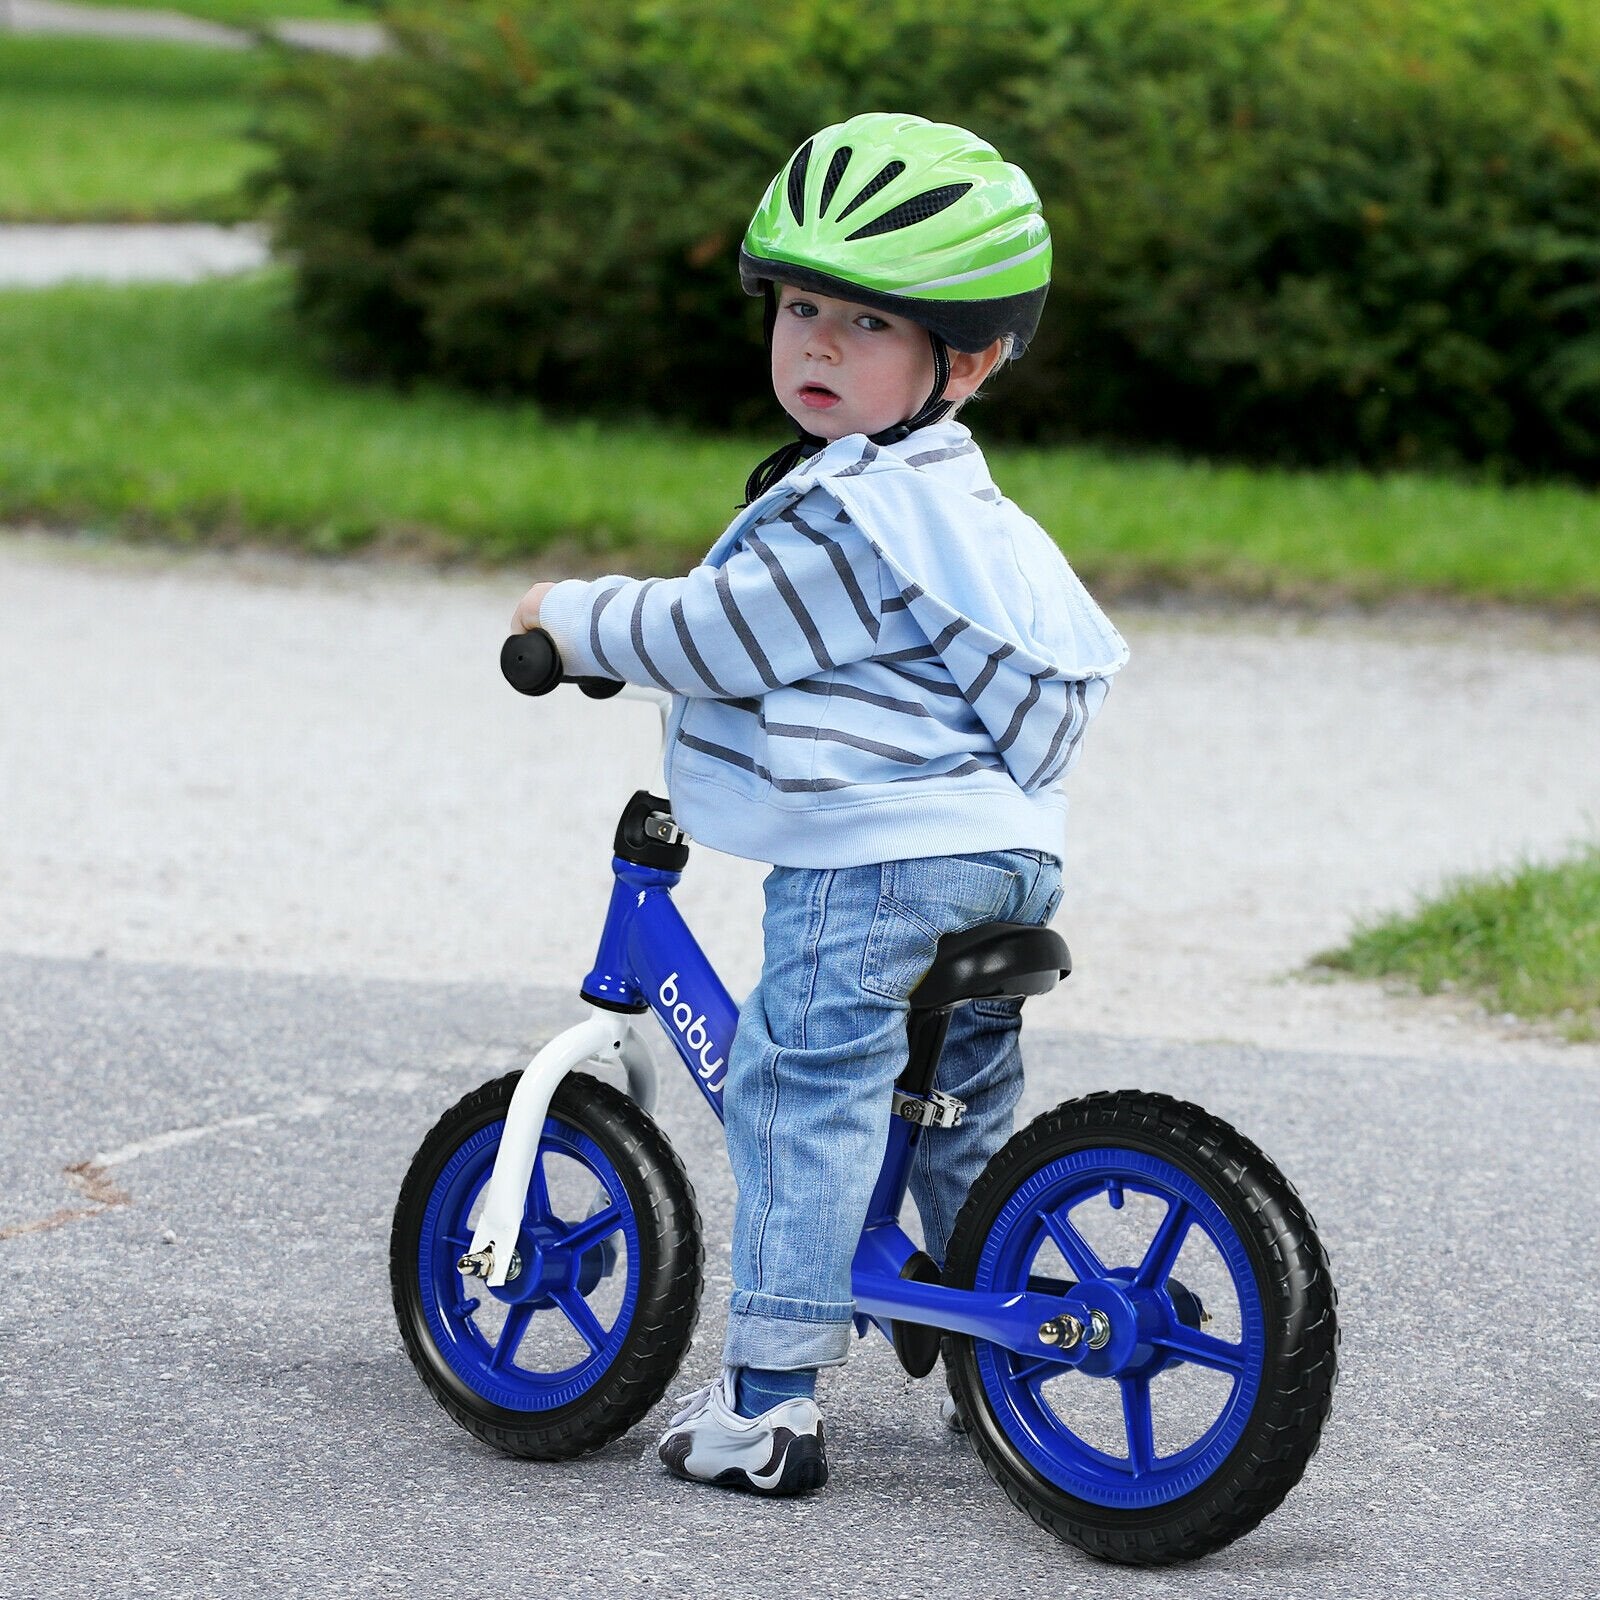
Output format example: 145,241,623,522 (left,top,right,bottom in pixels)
511,112,1128,1496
